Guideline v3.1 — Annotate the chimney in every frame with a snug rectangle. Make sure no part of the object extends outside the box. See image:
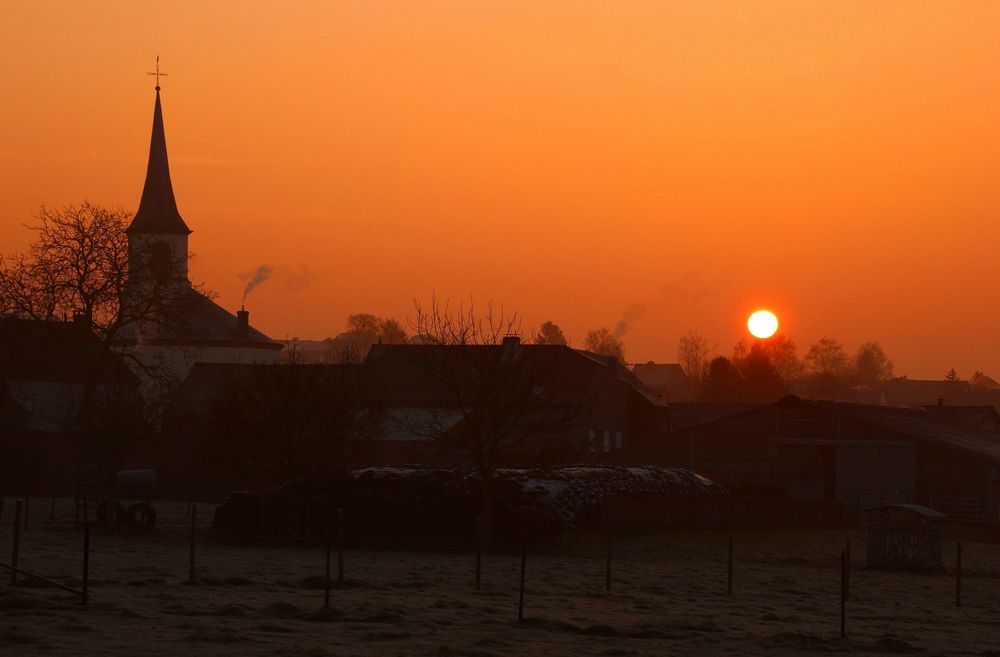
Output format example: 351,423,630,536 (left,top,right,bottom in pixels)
502,335,521,348
72,310,91,332
236,307,249,340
